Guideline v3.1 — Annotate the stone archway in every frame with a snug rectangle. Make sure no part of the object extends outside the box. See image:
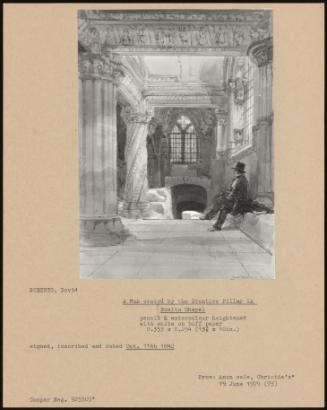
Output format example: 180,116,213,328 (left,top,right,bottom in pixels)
171,184,207,219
